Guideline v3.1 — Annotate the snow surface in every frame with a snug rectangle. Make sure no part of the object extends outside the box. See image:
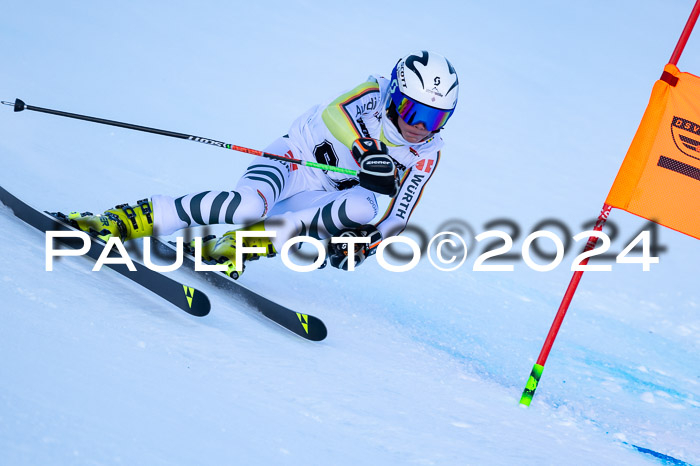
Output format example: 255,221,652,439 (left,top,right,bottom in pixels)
2,1,700,464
